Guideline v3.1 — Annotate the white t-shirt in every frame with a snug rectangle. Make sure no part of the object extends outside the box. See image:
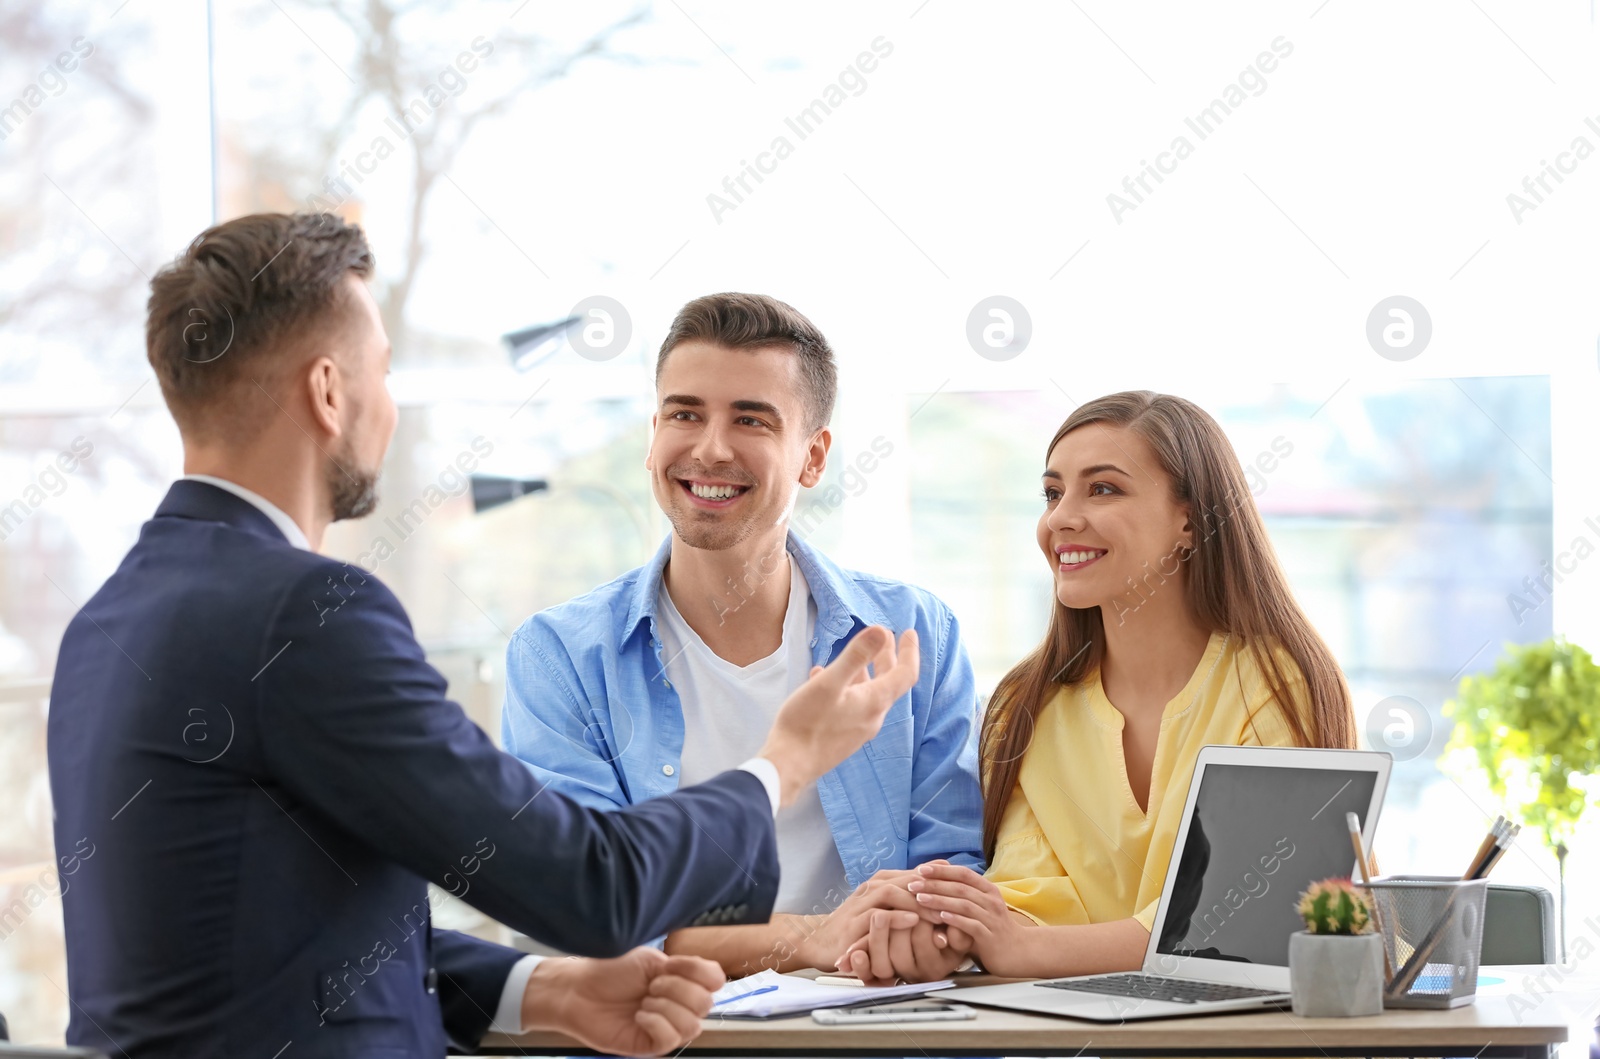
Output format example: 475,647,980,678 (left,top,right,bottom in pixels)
656,555,850,917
